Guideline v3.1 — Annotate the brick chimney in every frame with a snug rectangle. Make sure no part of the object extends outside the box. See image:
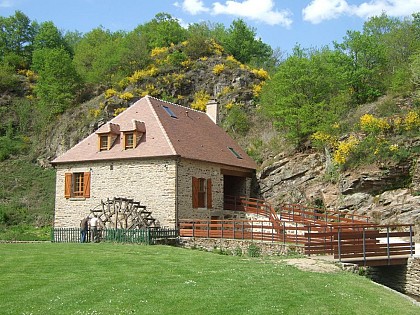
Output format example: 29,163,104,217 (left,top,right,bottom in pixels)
206,99,219,124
